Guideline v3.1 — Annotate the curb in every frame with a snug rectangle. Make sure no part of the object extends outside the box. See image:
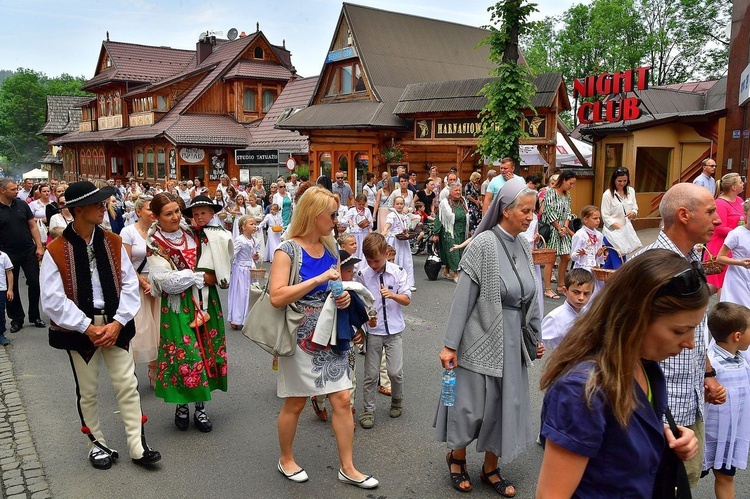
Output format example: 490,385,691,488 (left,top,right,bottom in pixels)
0,346,51,499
